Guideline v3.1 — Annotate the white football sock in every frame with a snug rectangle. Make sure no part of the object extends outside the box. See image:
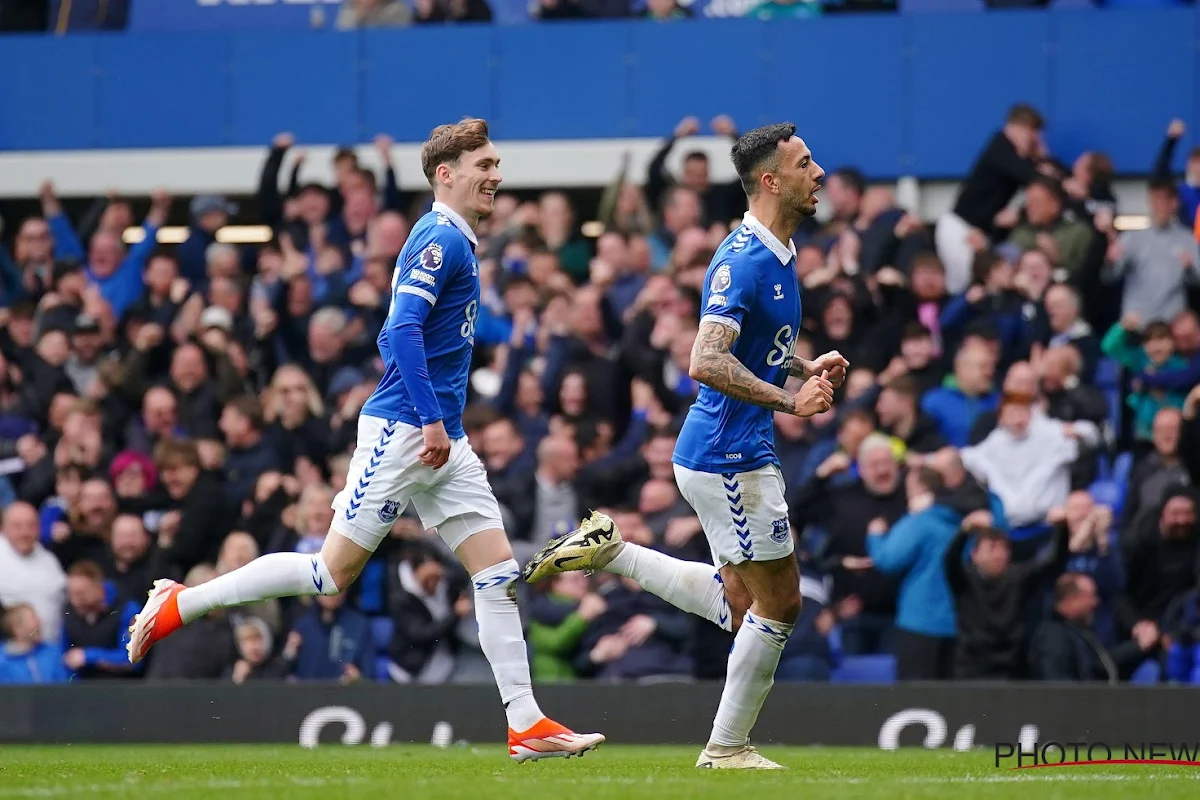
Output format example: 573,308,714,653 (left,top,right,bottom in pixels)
708,611,793,749
176,552,340,624
607,544,732,631
472,559,543,732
